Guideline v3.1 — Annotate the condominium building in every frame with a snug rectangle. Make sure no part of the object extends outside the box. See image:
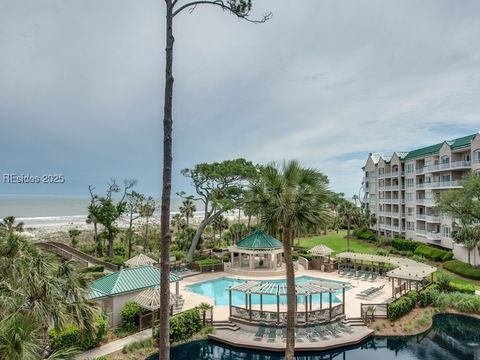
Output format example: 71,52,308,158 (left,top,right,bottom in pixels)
361,132,480,250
